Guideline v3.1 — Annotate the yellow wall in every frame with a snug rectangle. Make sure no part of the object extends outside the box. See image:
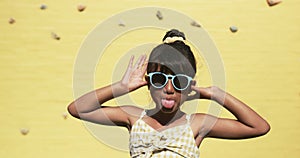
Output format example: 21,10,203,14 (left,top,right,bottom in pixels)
0,0,299,158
